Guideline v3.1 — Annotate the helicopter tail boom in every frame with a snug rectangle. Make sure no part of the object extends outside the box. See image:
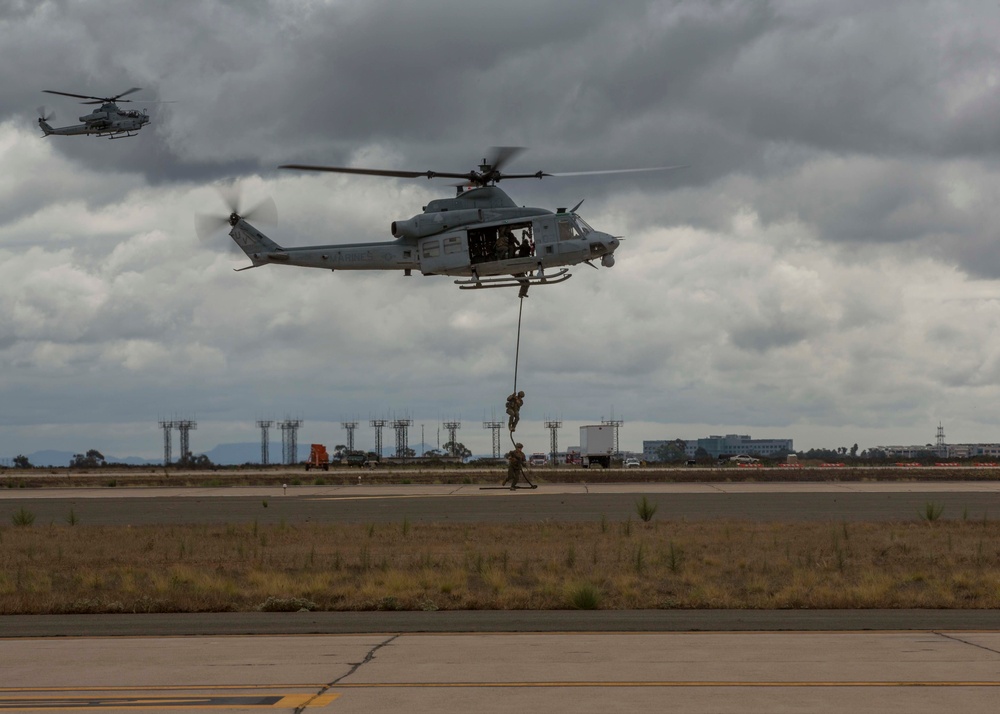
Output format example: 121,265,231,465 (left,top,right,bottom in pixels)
229,219,285,269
